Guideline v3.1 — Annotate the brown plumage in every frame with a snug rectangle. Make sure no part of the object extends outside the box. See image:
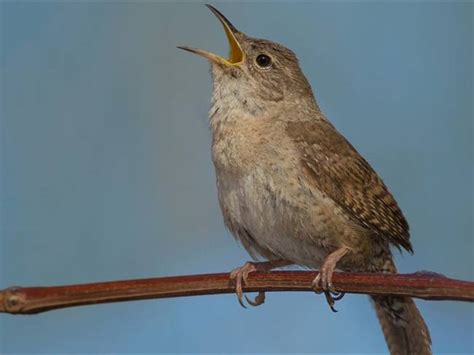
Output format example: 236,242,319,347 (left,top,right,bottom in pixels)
287,119,412,252
373,295,432,354
180,5,431,354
